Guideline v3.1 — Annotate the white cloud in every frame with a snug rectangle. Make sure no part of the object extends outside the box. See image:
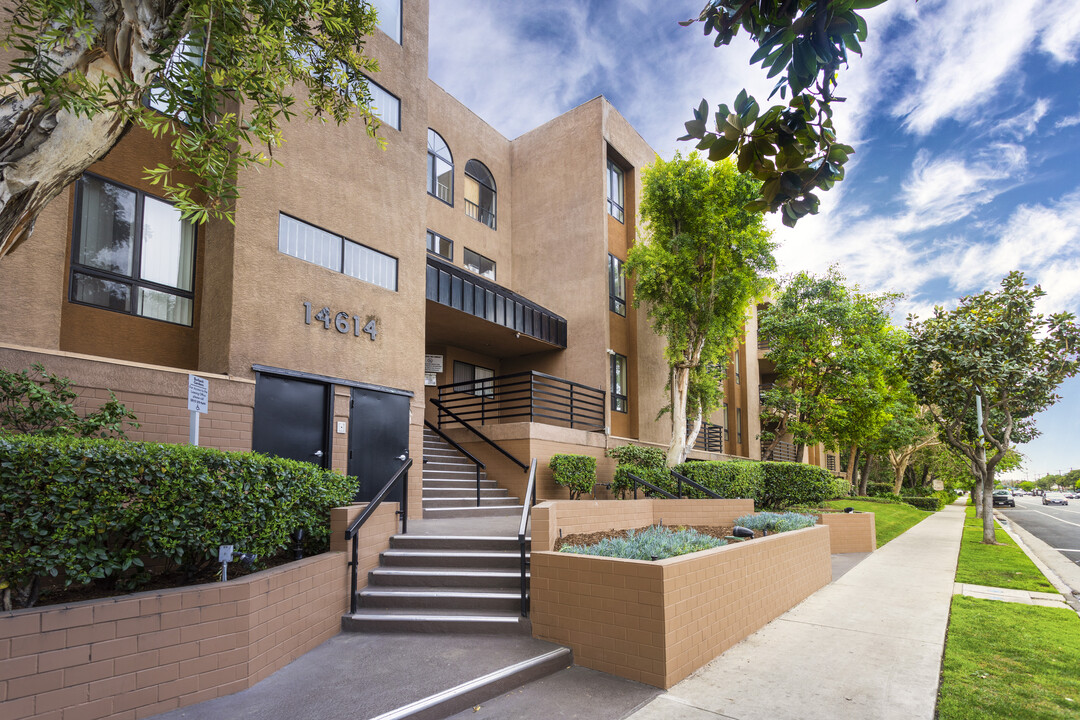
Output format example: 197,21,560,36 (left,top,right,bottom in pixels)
900,145,1026,229
889,0,1078,136
995,98,1050,140
1055,113,1080,129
